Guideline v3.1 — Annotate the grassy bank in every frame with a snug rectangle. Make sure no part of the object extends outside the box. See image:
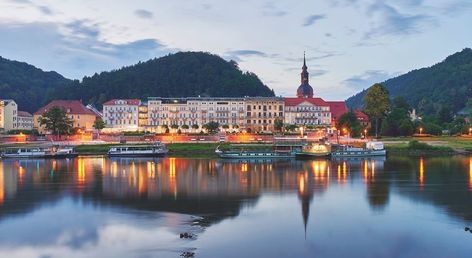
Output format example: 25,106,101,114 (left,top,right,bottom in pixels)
385,140,456,156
